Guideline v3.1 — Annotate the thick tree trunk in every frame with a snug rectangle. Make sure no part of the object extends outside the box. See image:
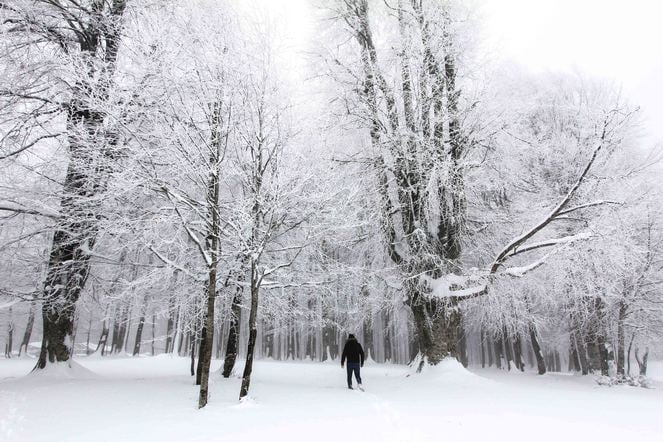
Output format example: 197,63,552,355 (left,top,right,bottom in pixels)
35,1,128,370
38,249,92,367
344,0,467,371
409,291,461,370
